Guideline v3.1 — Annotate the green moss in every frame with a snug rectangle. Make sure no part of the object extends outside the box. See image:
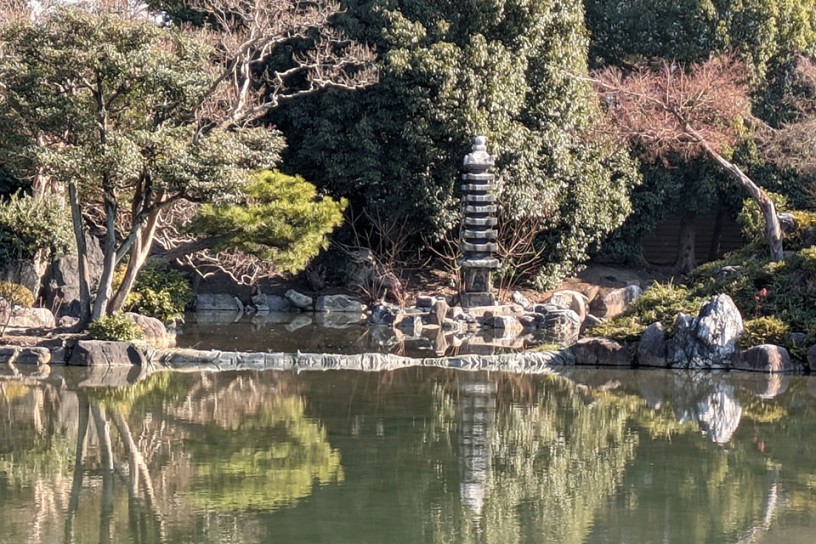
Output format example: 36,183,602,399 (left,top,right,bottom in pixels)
739,317,790,350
